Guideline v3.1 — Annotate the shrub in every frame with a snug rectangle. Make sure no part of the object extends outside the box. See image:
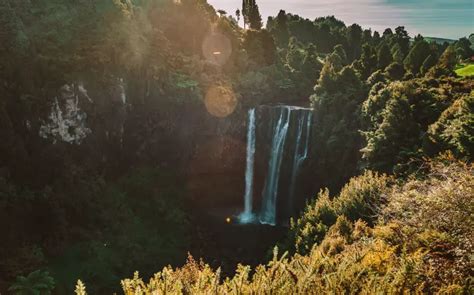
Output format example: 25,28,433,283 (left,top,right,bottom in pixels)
76,159,472,294
289,170,391,254
9,270,55,295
